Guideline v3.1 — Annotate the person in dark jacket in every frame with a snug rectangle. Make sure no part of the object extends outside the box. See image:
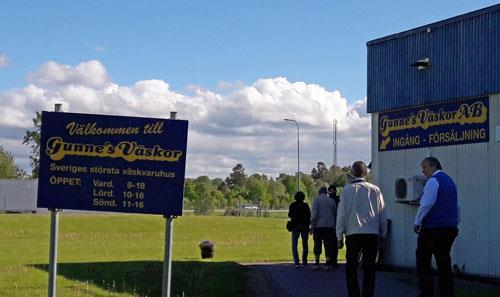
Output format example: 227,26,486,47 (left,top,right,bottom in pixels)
328,185,340,268
288,191,311,268
328,184,340,206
